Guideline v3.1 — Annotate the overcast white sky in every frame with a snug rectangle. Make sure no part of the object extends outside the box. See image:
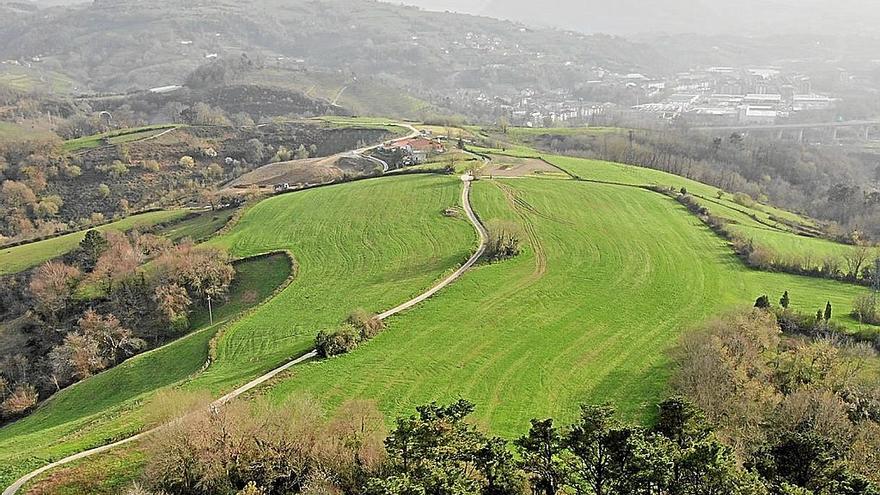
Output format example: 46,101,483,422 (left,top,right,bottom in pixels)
381,0,880,36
